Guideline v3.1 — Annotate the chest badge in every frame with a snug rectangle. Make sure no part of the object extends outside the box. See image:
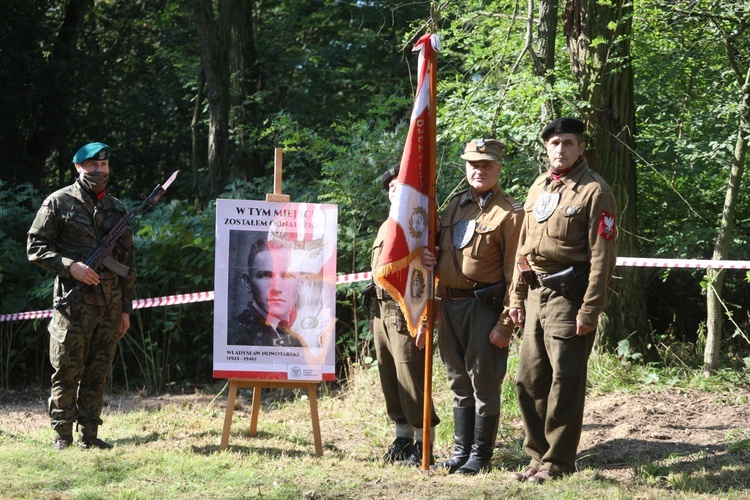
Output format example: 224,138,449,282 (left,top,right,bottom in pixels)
533,190,560,222
453,219,476,249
